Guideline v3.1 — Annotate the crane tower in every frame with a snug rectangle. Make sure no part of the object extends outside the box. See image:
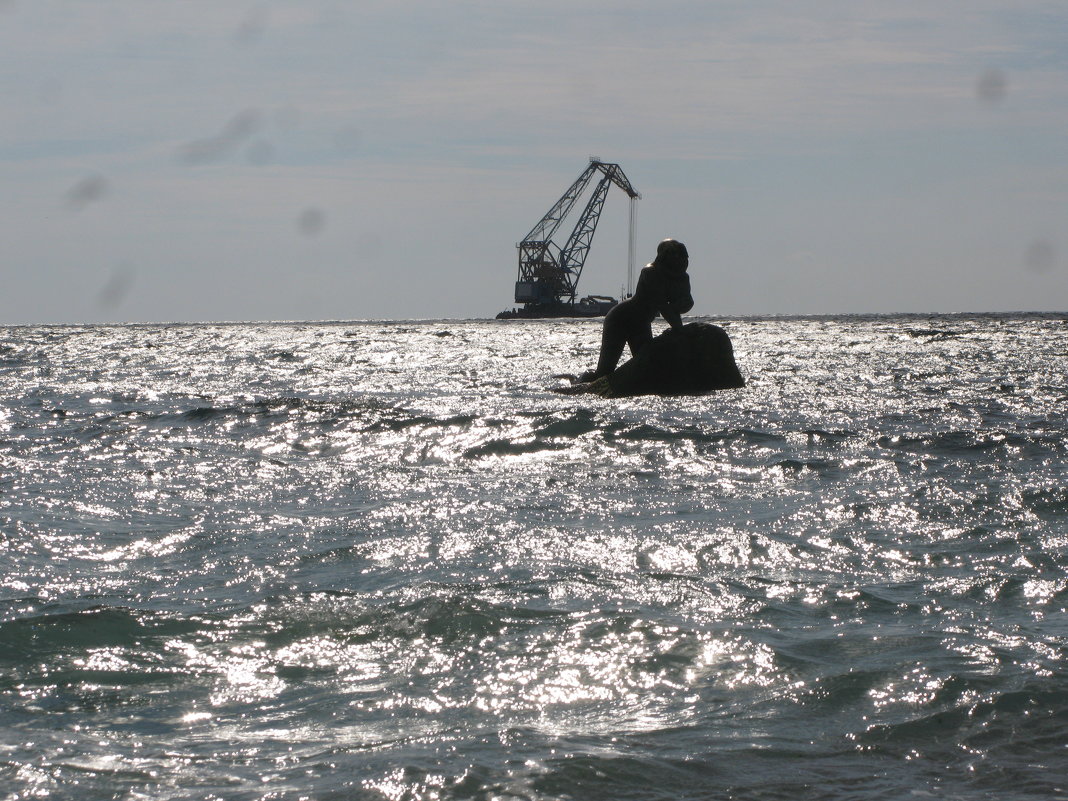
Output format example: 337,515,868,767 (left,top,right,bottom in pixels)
499,158,640,319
